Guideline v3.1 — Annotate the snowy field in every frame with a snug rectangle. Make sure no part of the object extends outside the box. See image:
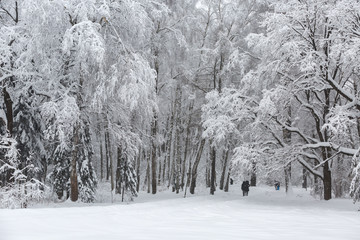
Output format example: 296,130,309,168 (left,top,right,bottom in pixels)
1,185,359,240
